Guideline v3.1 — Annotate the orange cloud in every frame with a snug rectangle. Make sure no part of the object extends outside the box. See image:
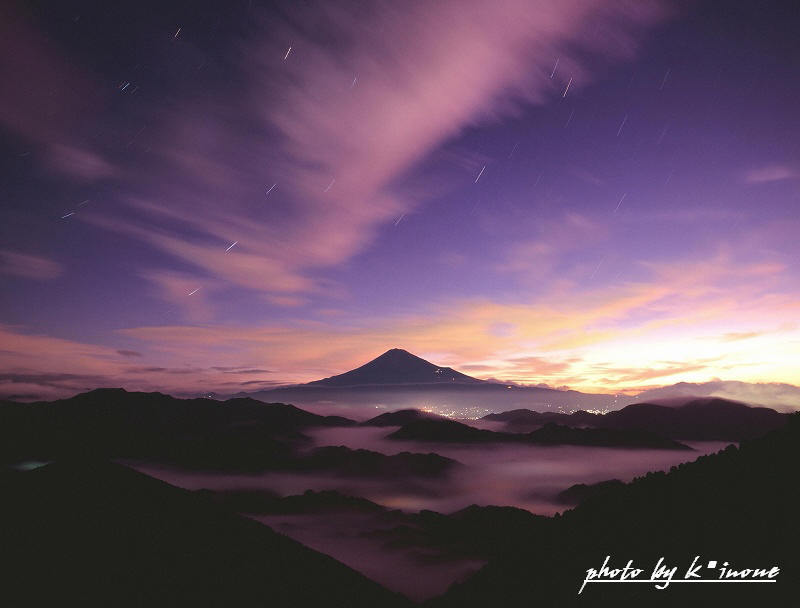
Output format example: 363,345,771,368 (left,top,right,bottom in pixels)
3,238,799,399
